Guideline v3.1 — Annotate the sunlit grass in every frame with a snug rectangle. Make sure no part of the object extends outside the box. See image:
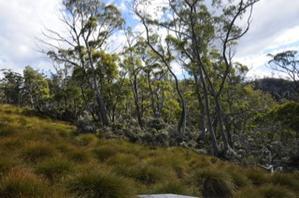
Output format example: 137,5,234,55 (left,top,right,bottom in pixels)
0,104,298,197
